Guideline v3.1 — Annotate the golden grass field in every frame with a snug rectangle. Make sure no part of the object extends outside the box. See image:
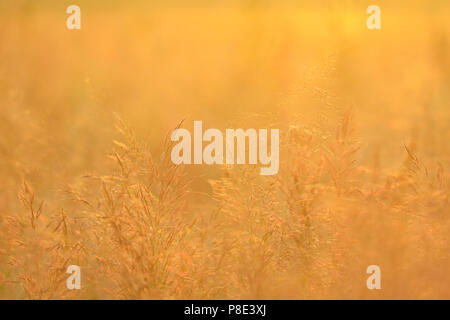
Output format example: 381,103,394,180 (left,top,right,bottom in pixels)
0,0,449,299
